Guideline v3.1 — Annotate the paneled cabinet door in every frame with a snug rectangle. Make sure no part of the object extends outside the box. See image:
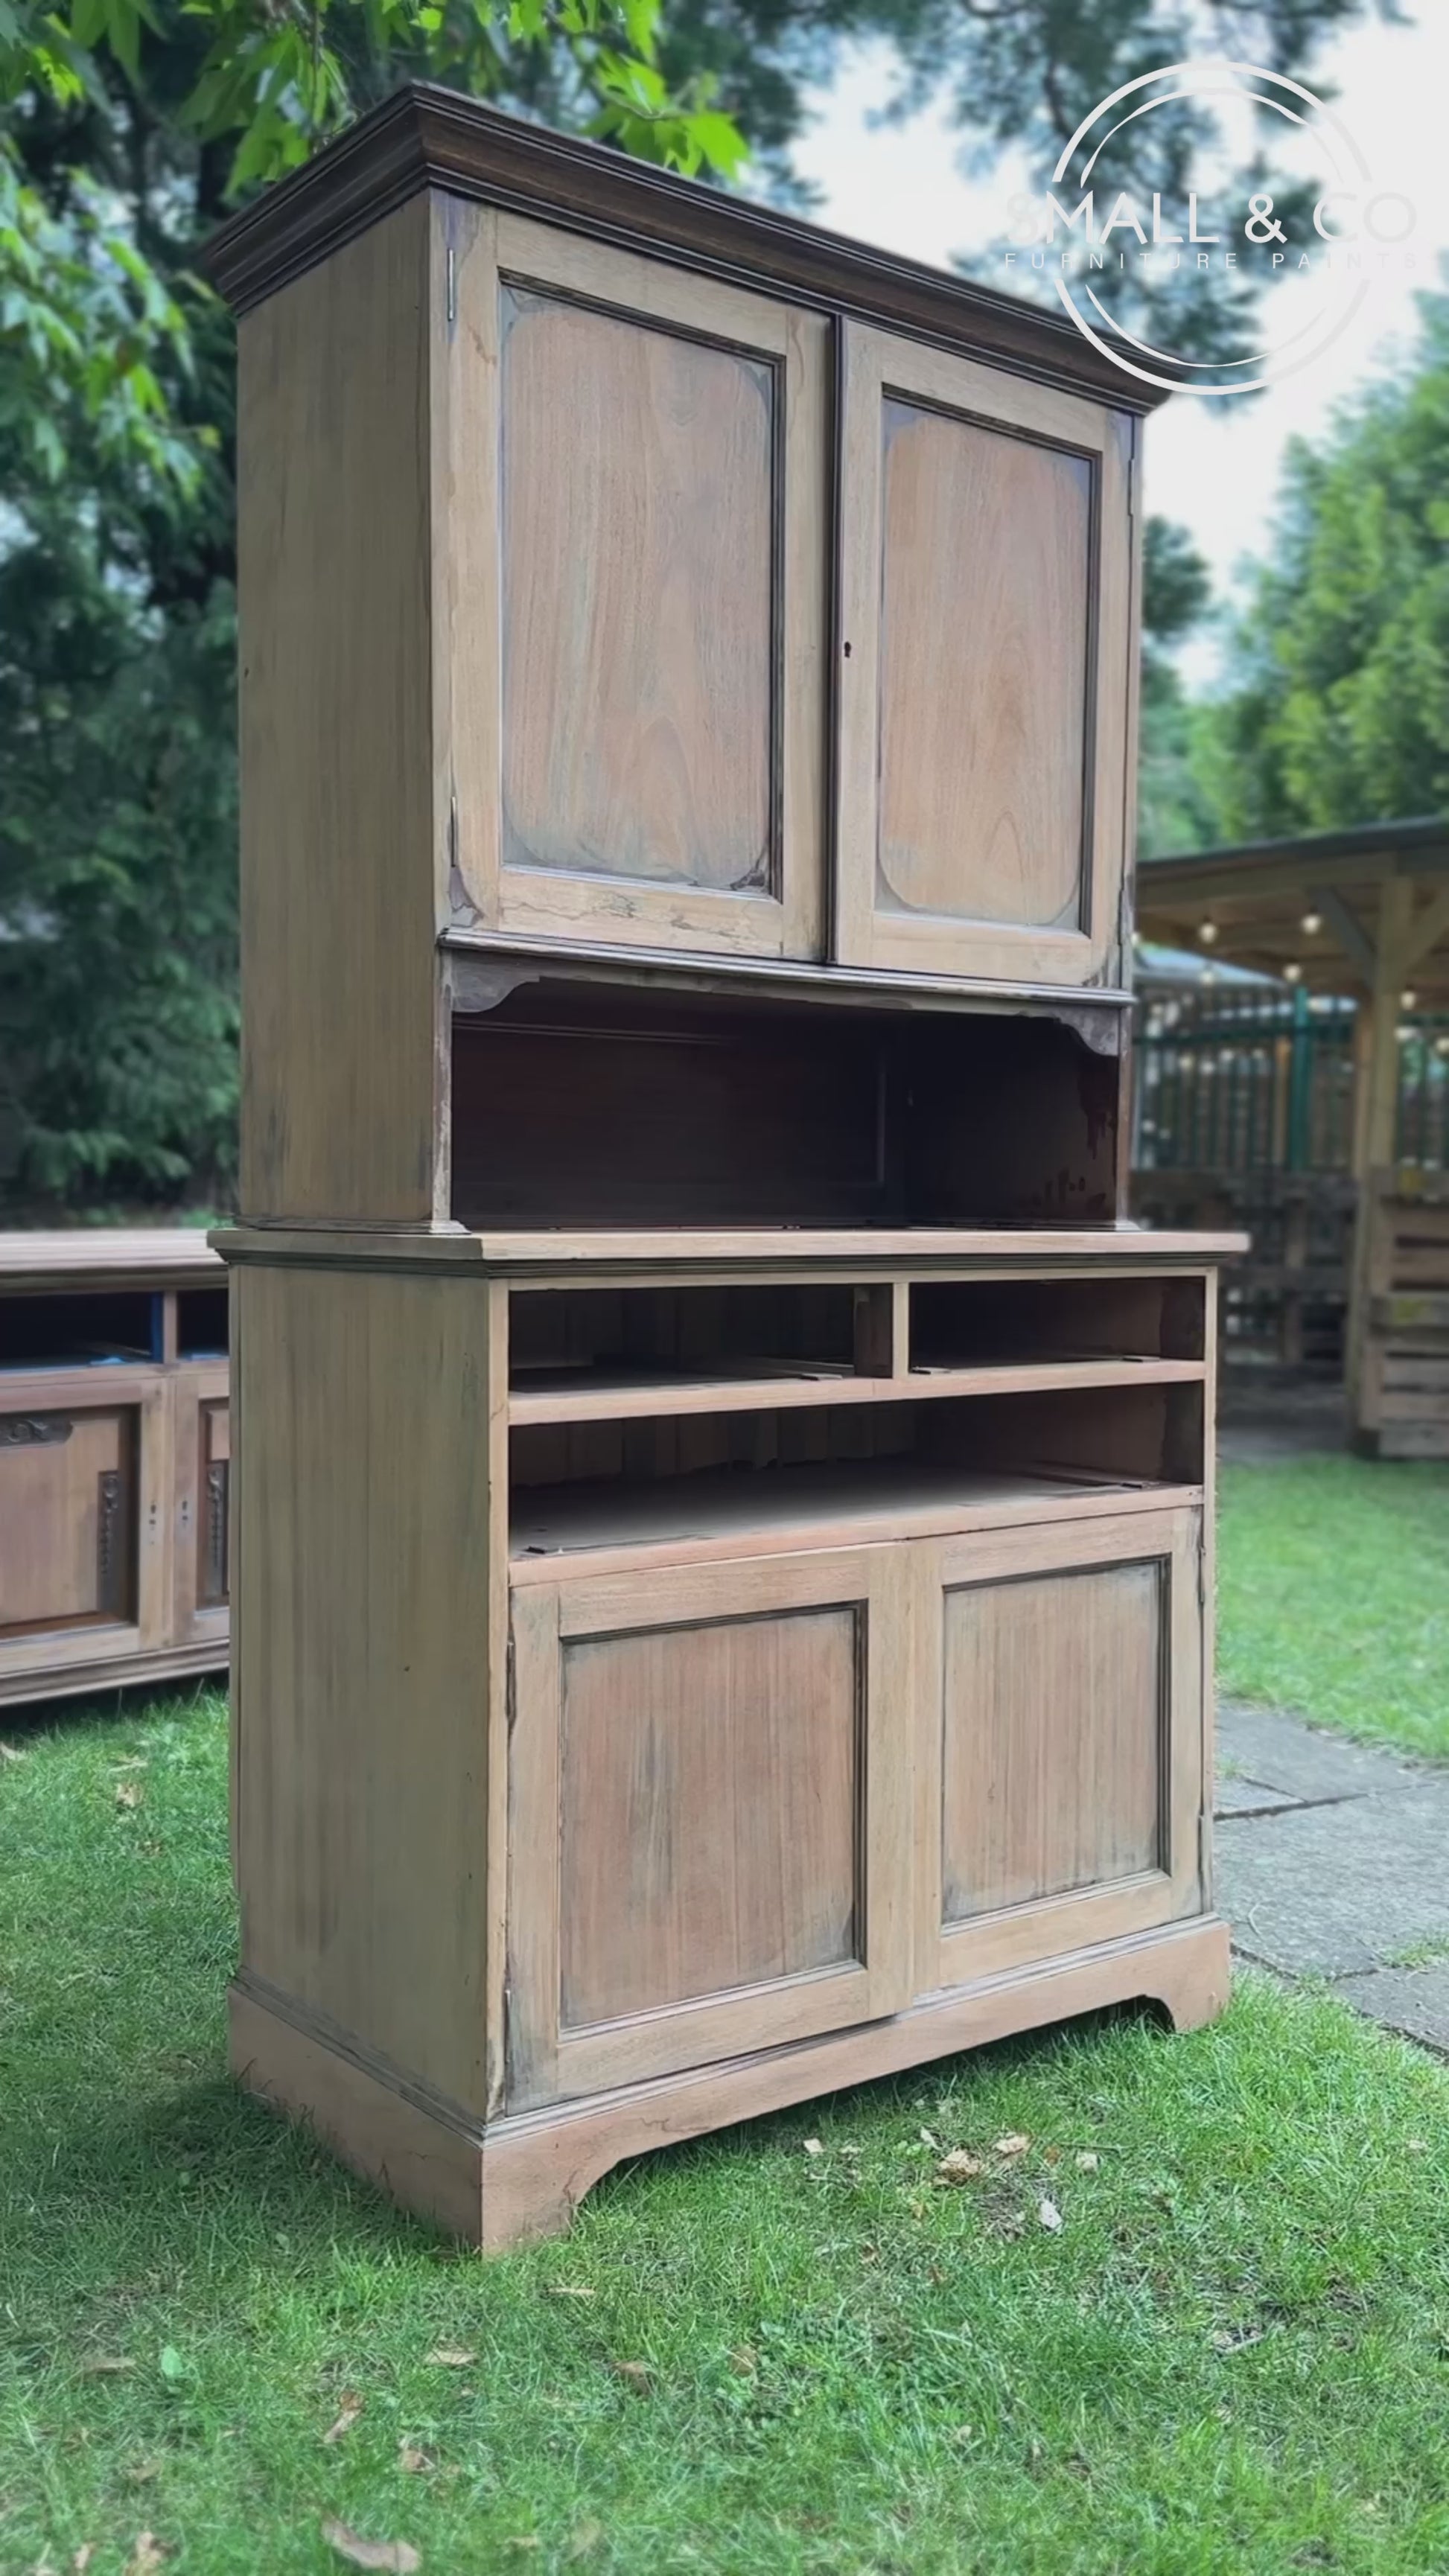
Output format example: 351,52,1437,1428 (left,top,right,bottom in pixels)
835,324,1135,988
172,1369,231,1645
446,209,829,963
913,1508,1204,1996
506,1548,914,2112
